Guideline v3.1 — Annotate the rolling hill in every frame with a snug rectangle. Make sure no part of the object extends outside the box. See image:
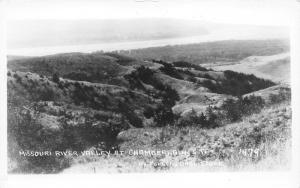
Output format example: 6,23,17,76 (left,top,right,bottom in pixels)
7,42,291,173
